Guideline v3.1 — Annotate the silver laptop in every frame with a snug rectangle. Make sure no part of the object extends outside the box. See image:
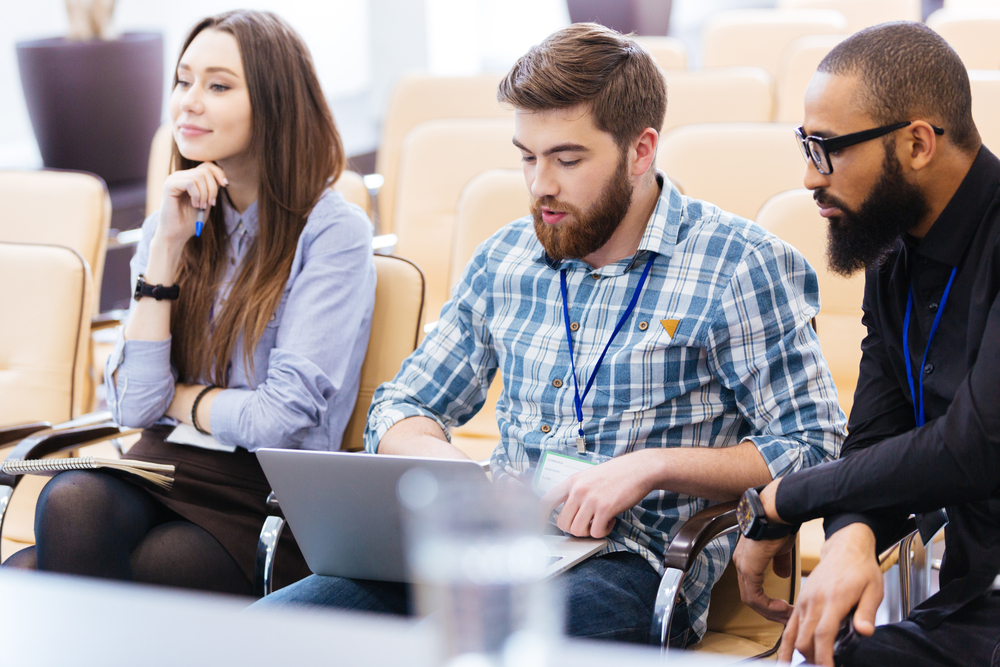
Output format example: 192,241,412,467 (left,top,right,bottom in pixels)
256,448,605,583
